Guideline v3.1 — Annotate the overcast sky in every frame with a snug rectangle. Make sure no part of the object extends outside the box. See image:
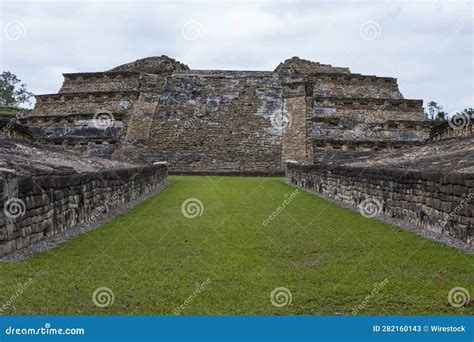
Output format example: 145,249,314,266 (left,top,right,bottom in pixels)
1,0,472,113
